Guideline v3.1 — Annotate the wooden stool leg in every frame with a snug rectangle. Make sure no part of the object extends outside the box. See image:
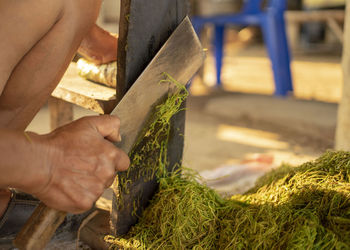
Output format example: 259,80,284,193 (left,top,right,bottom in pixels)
287,21,300,50
336,4,350,150
48,97,74,130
